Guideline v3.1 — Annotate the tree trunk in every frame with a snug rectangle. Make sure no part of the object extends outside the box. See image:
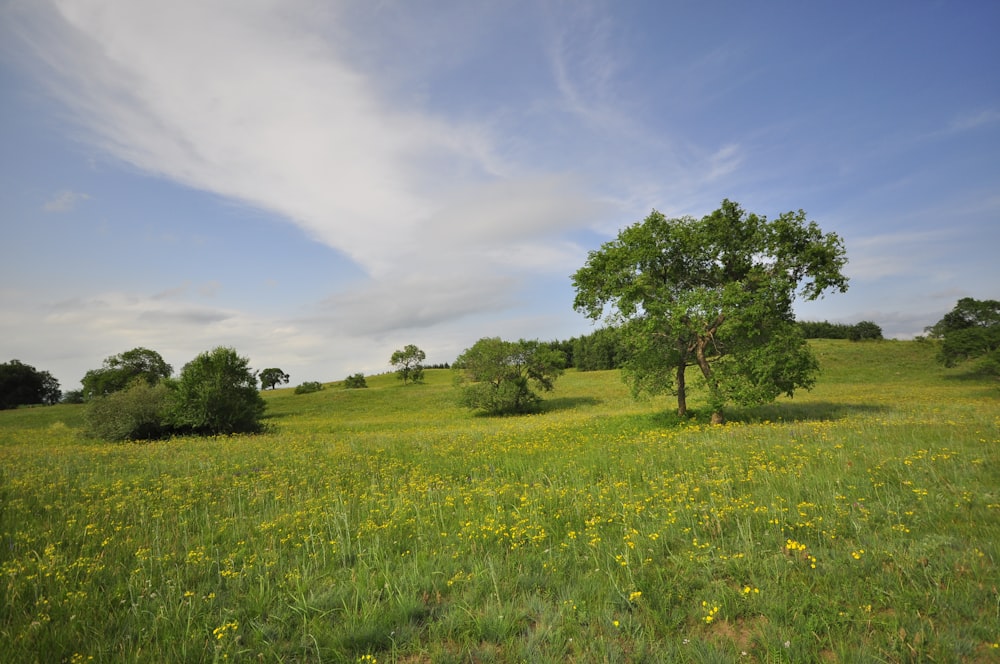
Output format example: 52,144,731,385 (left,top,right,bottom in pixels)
694,337,726,425
676,360,687,417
